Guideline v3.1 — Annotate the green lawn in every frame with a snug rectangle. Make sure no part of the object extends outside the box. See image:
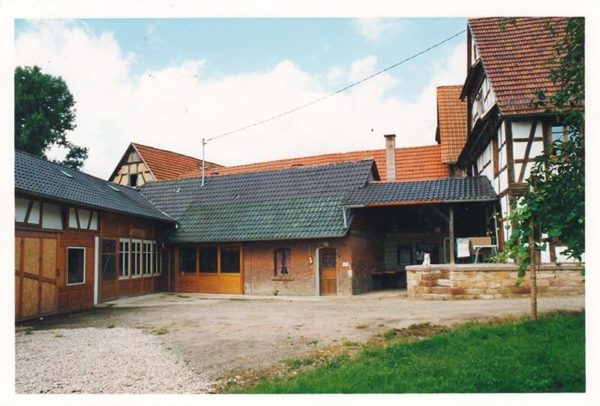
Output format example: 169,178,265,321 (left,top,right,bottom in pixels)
236,311,585,393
